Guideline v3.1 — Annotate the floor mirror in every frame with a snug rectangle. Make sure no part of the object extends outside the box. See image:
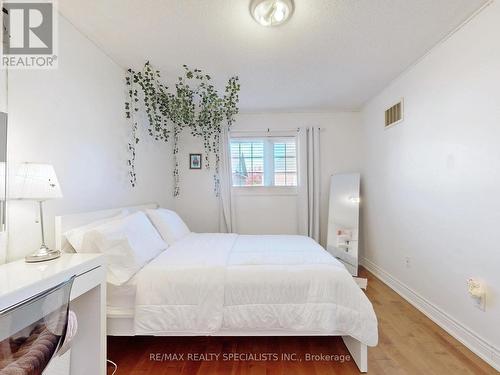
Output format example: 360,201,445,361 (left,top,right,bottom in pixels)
1,7,7,263
326,173,361,276
0,112,7,264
